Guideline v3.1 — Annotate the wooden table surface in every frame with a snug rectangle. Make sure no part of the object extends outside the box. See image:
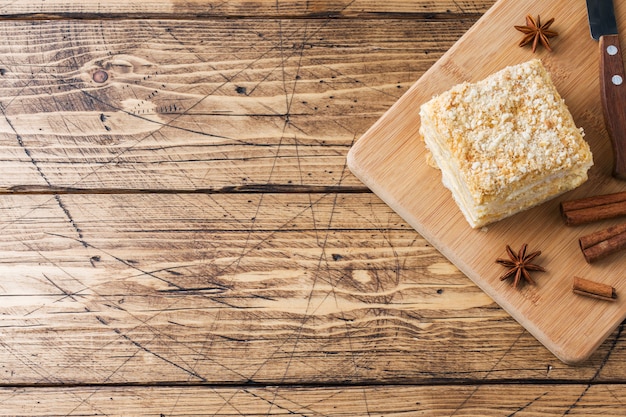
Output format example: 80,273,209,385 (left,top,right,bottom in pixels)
1,1,626,415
